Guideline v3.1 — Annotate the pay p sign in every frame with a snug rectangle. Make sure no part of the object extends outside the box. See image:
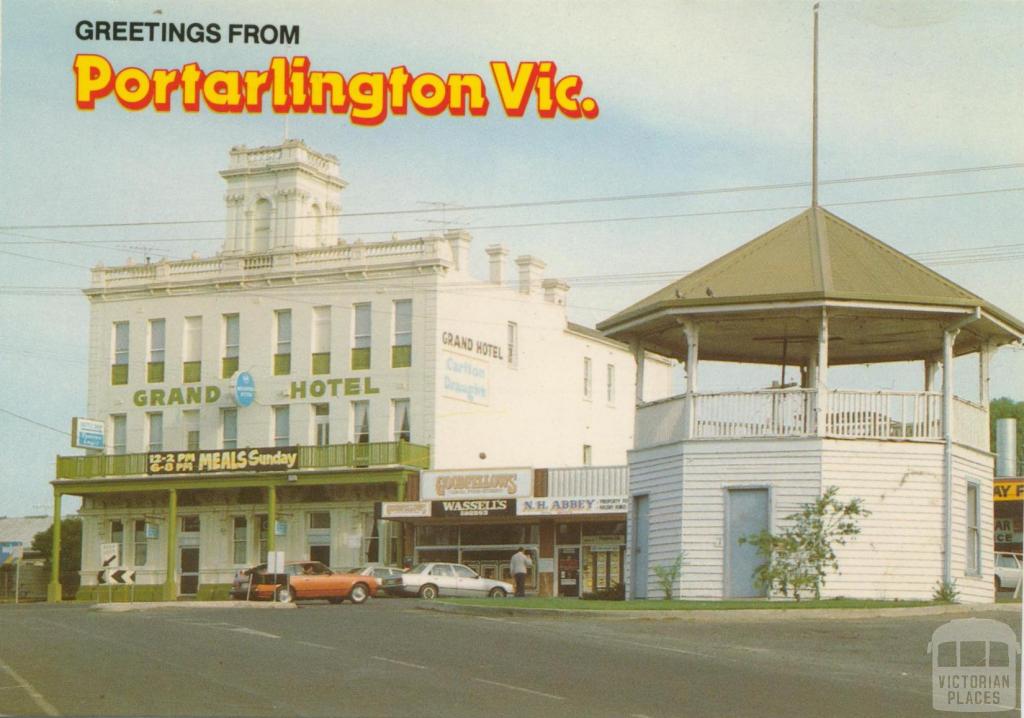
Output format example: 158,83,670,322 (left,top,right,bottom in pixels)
928,618,1020,712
